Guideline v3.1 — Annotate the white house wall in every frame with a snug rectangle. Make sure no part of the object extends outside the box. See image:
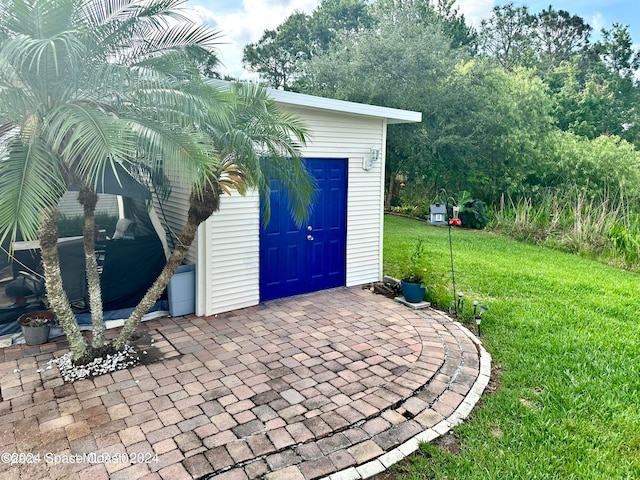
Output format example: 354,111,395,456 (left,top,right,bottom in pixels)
197,191,260,315
198,105,387,316
58,191,119,218
153,184,198,265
